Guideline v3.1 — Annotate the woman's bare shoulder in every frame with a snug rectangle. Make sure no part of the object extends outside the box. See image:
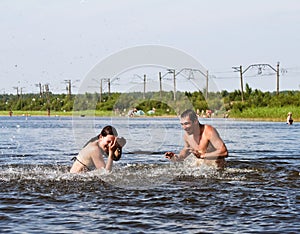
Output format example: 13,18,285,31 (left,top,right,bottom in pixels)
83,141,100,153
